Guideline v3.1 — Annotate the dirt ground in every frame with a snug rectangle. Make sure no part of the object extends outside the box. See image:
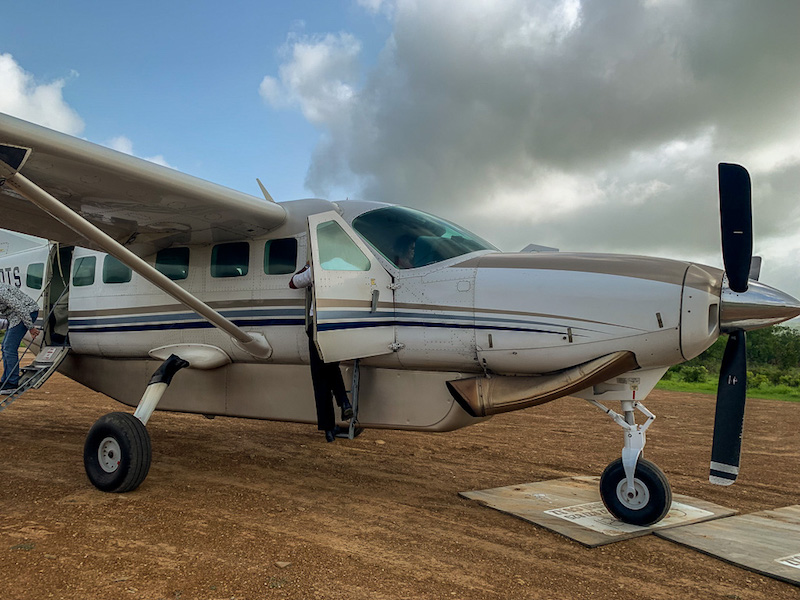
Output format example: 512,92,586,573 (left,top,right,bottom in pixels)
1,372,799,600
